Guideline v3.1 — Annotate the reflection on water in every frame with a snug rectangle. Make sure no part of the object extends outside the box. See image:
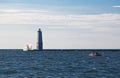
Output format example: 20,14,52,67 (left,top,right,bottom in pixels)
0,50,120,78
